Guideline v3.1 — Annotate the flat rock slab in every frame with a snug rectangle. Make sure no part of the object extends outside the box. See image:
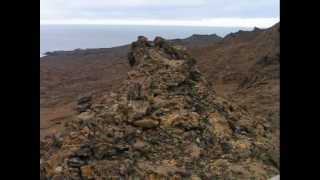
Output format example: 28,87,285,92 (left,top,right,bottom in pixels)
269,175,280,180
